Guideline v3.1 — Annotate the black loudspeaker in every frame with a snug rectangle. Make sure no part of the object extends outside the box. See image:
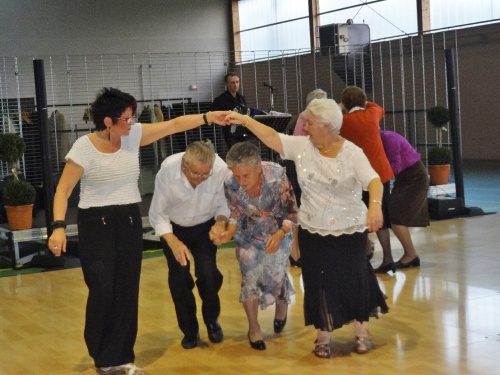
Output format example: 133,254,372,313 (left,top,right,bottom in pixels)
320,23,373,91
319,24,339,55
318,23,371,54
428,197,464,220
